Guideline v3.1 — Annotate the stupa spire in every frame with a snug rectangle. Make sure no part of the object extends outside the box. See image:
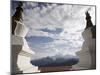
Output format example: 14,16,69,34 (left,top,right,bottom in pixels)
13,1,23,21
12,2,23,35
85,11,93,29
